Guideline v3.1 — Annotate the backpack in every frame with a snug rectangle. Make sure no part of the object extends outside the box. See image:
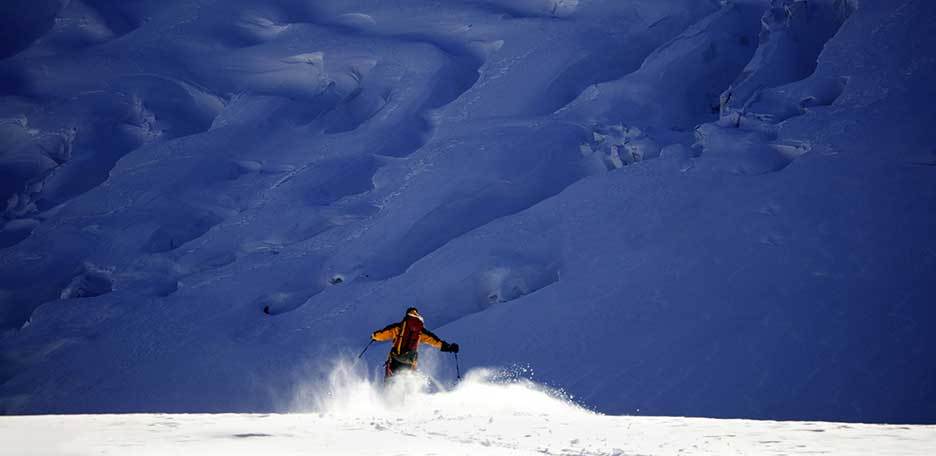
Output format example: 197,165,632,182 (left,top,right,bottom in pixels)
395,314,424,354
